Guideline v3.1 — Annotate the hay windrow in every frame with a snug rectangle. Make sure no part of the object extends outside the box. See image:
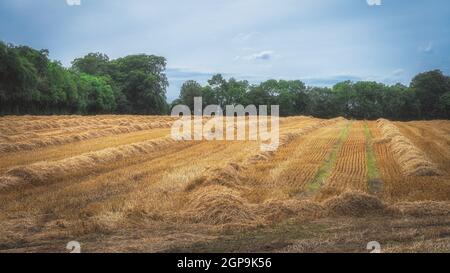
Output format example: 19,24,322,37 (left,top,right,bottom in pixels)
180,117,348,227
1,116,449,251
256,199,325,222
182,189,391,228
0,115,177,134
184,162,245,192
184,185,260,228
248,117,346,164
0,121,174,153
184,118,347,194
392,201,450,217
377,119,441,176
323,191,387,217
0,176,23,192
0,136,179,190
183,118,345,191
